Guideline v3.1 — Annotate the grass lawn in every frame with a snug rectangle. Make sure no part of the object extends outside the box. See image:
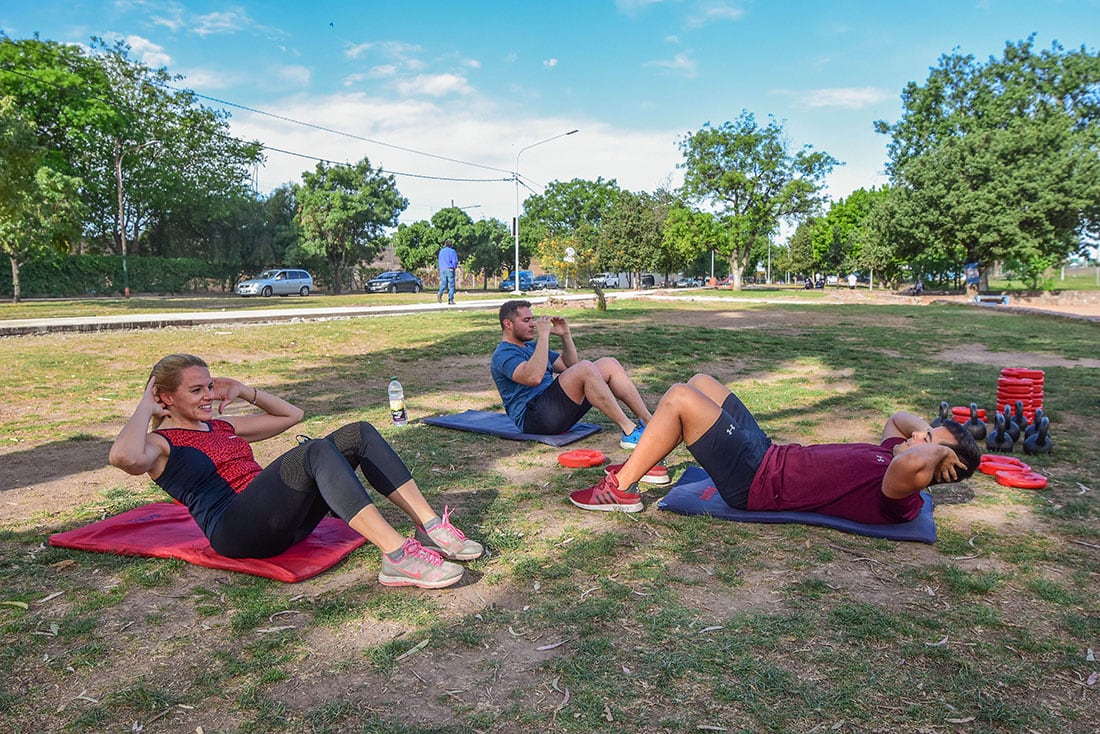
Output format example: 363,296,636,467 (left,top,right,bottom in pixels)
1,299,1097,733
